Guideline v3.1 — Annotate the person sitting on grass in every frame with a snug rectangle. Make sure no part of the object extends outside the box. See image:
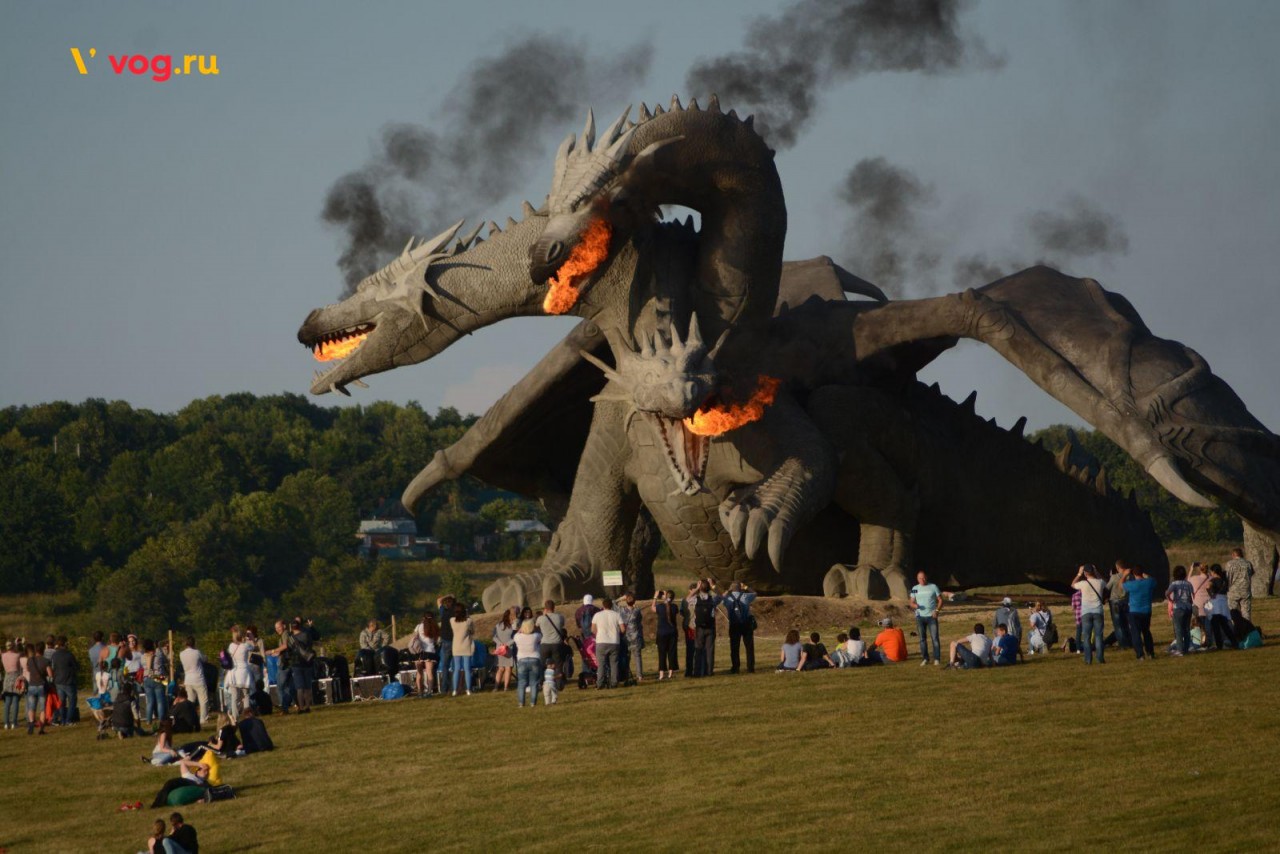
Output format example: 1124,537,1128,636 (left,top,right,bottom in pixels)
144,819,168,854
948,623,992,669
168,688,199,734
111,682,144,738
166,812,198,854
145,719,179,765
871,618,907,664
777,630,803,671
991,624,1019,666
150,758,210,809
177,713,241,761
238,706,274,754
835,628,868,667
798,632,835,670
830,633,852,667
